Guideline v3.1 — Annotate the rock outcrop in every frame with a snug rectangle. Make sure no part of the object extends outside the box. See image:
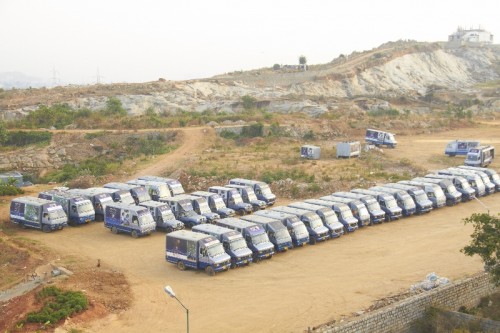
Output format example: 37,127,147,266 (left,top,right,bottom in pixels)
1,42,499,120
